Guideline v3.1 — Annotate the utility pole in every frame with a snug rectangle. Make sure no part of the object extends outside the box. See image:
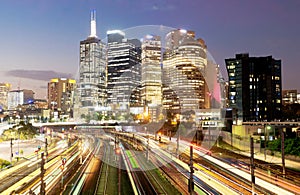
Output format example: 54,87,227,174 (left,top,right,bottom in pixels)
61,157,66,190
147,134,149,161
250,137,255,195
10,138,13,163
264,124,267,161
281,128,285,178
208,125,211,149
176,128,180,157
136,134,138,150
79,138,83,164
40,152,46,195
188,145,194,195
45,138,48,157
